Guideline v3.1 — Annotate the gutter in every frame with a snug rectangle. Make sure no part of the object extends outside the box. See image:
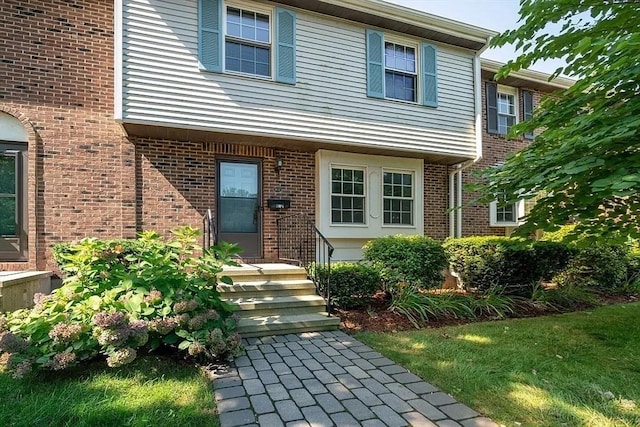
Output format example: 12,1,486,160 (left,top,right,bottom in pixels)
449,39,492,238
